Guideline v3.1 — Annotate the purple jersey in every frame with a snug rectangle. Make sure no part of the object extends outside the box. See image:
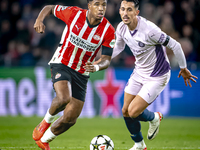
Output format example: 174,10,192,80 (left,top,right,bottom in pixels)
113,16,186,77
